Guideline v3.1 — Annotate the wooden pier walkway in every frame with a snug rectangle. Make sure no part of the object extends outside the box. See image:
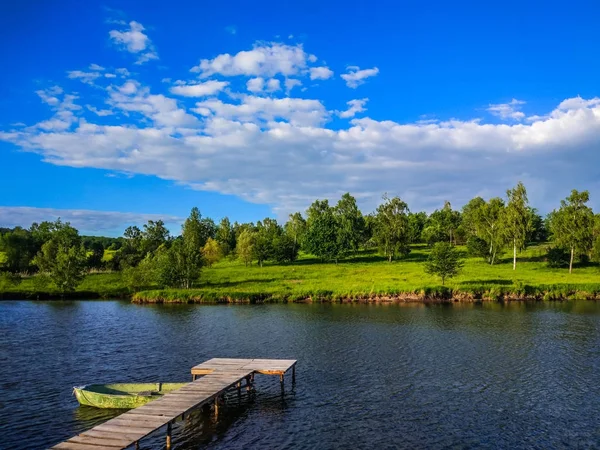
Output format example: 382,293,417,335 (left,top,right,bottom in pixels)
52,358,296,450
